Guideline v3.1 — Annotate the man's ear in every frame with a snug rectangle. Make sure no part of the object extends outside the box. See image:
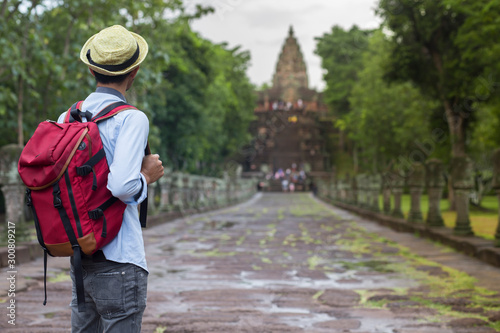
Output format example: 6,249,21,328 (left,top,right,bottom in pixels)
89,68,96,77
129,67,140,80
